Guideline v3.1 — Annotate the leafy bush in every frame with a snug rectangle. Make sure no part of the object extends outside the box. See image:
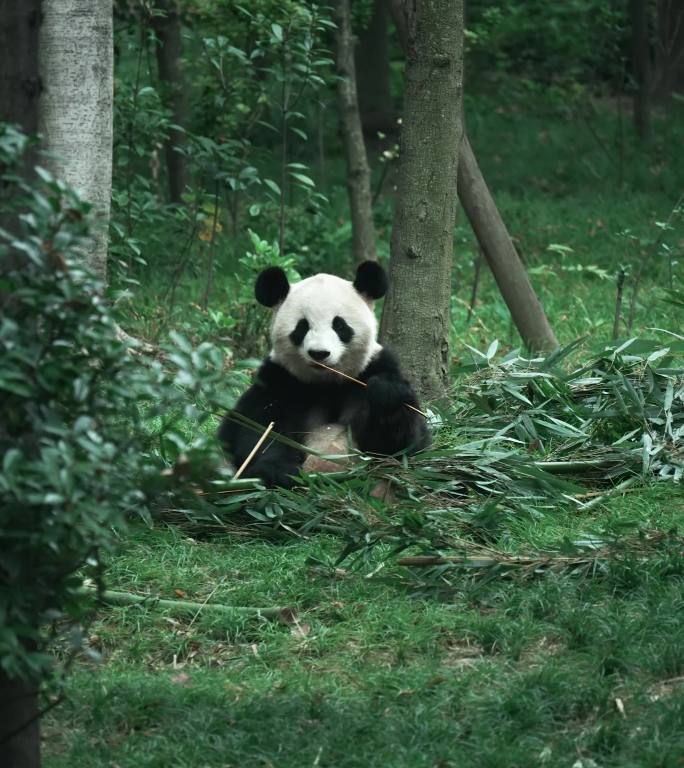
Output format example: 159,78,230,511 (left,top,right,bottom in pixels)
0,126,237,685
